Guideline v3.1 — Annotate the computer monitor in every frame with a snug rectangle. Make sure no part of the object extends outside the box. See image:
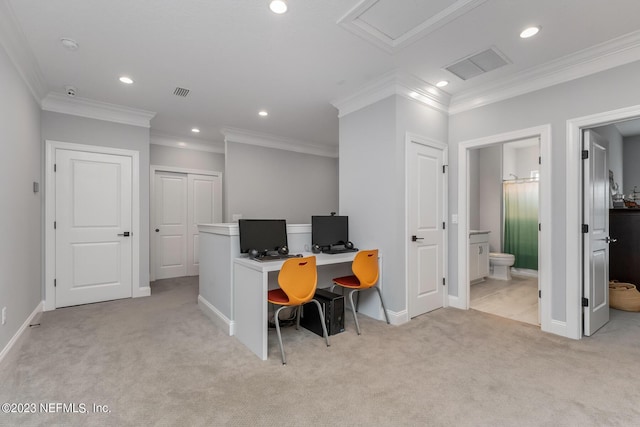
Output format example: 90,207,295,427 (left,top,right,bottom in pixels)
312,215,349,249
238,219,288,254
